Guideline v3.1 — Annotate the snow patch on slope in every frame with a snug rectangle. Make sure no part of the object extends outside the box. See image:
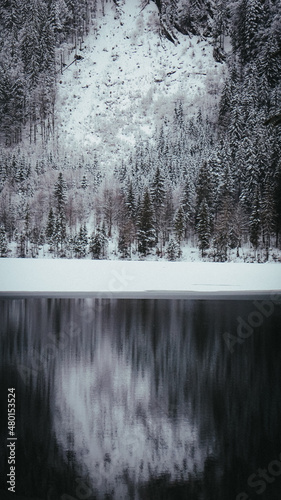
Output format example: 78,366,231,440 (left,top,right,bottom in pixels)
55,0,224,169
